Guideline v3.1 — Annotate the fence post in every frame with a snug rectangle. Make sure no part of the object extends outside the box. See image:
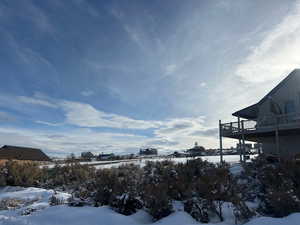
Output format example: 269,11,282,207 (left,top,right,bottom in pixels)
219,120,223,164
